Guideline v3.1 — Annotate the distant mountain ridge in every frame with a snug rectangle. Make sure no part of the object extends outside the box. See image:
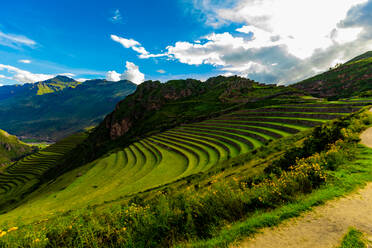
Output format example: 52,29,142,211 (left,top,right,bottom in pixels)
0,75,80,101
0,76,137,141
293,51,372,99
